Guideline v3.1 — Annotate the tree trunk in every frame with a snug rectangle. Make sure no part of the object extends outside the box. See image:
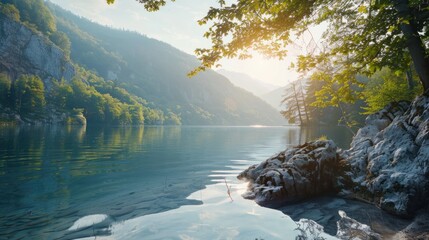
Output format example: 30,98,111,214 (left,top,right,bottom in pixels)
393,0,429,91
298,80,310,123
406,67,414,91
292,83,303,124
